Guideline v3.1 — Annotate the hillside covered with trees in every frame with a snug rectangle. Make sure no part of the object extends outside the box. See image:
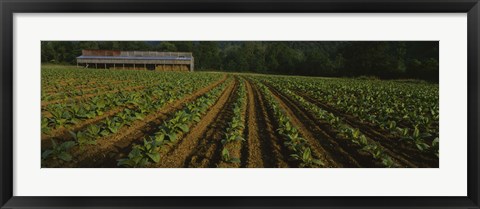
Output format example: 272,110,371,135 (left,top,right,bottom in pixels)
41,41,439,82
